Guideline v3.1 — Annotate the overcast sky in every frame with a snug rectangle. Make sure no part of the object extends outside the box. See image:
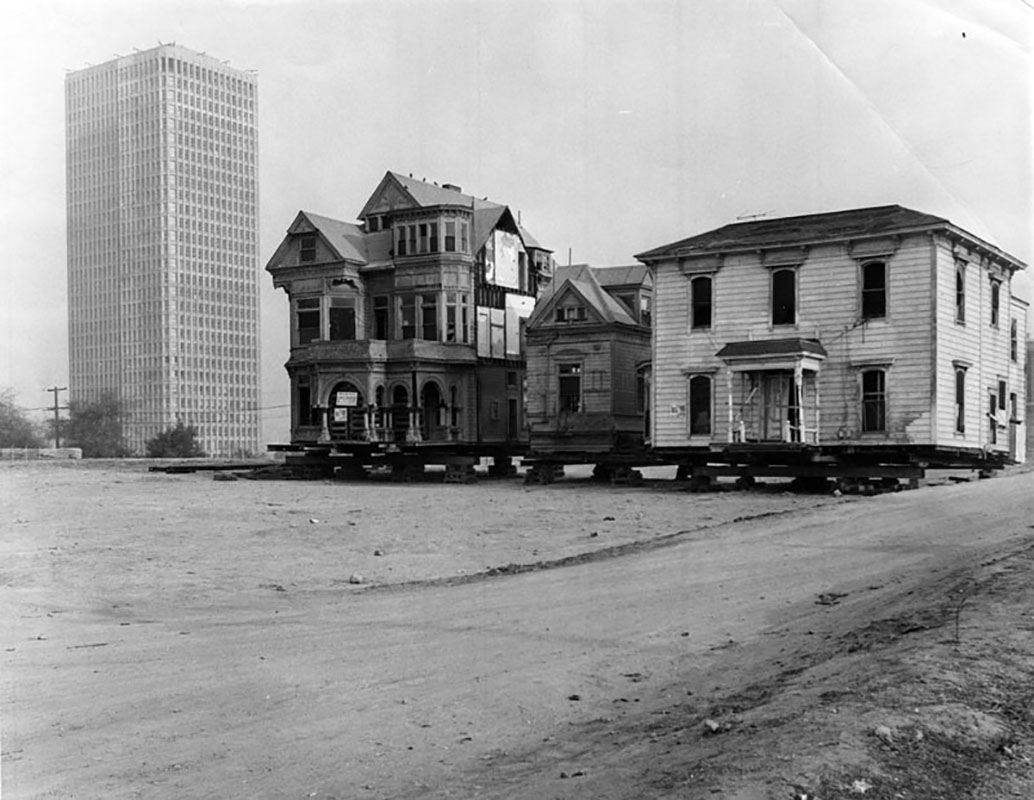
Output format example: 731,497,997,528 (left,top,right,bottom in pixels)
1,0,1030,443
